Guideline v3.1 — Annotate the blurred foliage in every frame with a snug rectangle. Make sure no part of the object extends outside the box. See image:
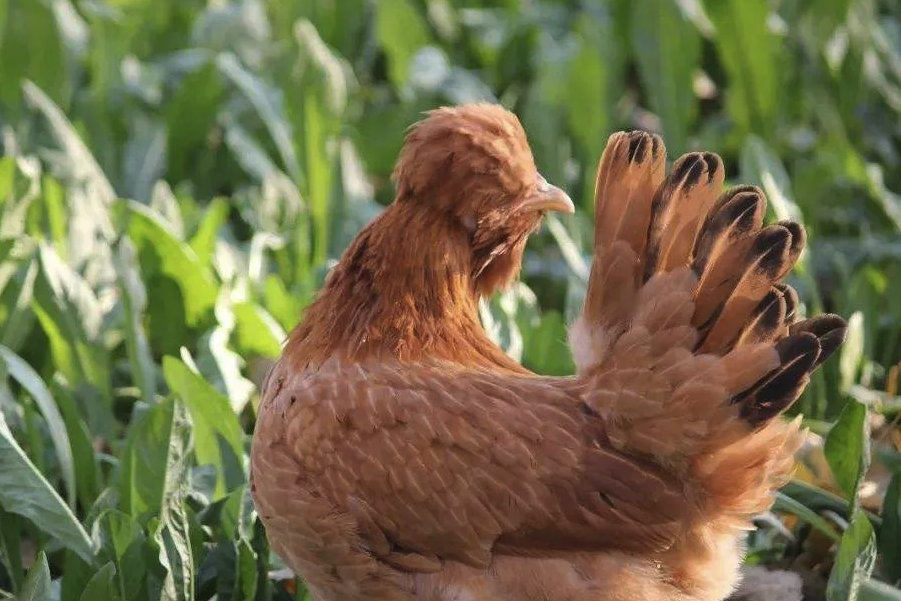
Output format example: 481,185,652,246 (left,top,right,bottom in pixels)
1,0,901,599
